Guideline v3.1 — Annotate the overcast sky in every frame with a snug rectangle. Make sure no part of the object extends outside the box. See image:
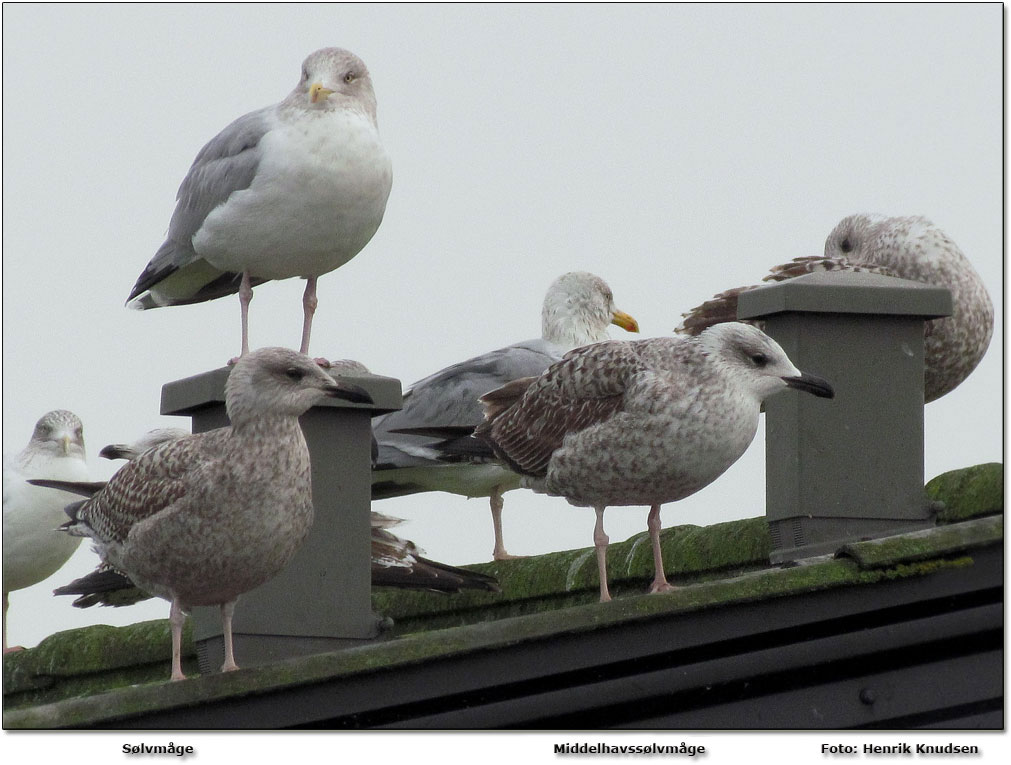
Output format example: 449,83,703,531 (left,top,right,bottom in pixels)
2,4,1001,656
